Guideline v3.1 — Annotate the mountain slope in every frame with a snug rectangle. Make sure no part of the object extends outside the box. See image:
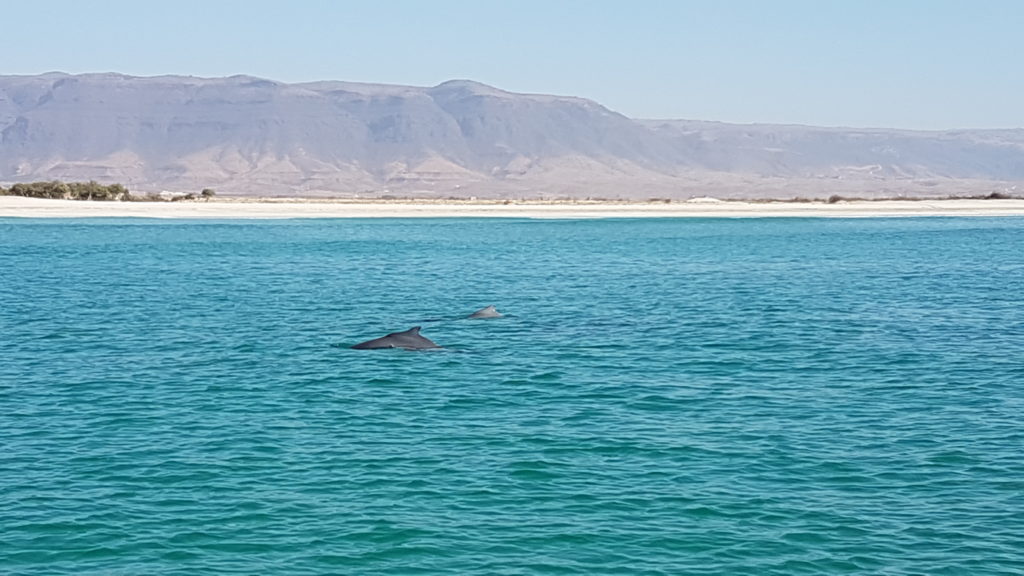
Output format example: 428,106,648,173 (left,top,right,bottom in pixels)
2,73,1022,198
